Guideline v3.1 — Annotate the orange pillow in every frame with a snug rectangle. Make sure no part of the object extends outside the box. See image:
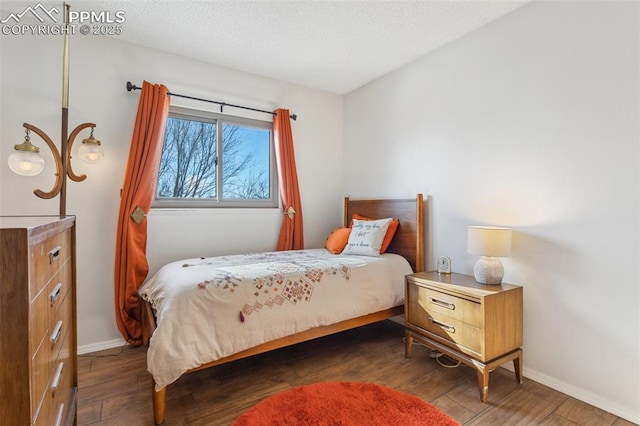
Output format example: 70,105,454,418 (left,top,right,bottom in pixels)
352,214,399,253
325,227,351,254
